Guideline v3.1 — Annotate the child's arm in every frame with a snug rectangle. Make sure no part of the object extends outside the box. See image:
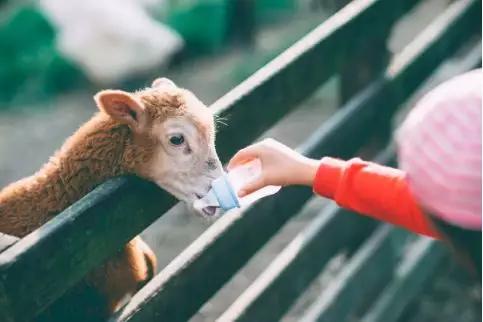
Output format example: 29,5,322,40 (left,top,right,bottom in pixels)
228,139,439,239
314,157,439,238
